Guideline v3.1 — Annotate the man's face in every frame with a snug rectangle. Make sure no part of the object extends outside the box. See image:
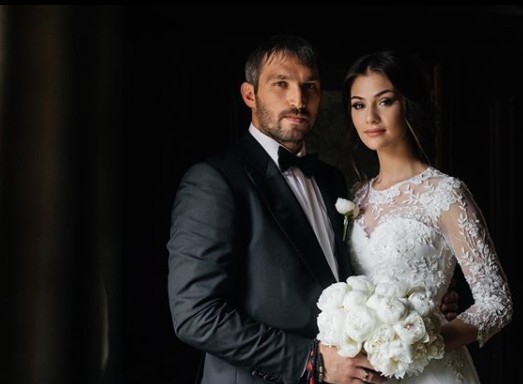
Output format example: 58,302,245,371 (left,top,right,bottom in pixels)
250,53,321,151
